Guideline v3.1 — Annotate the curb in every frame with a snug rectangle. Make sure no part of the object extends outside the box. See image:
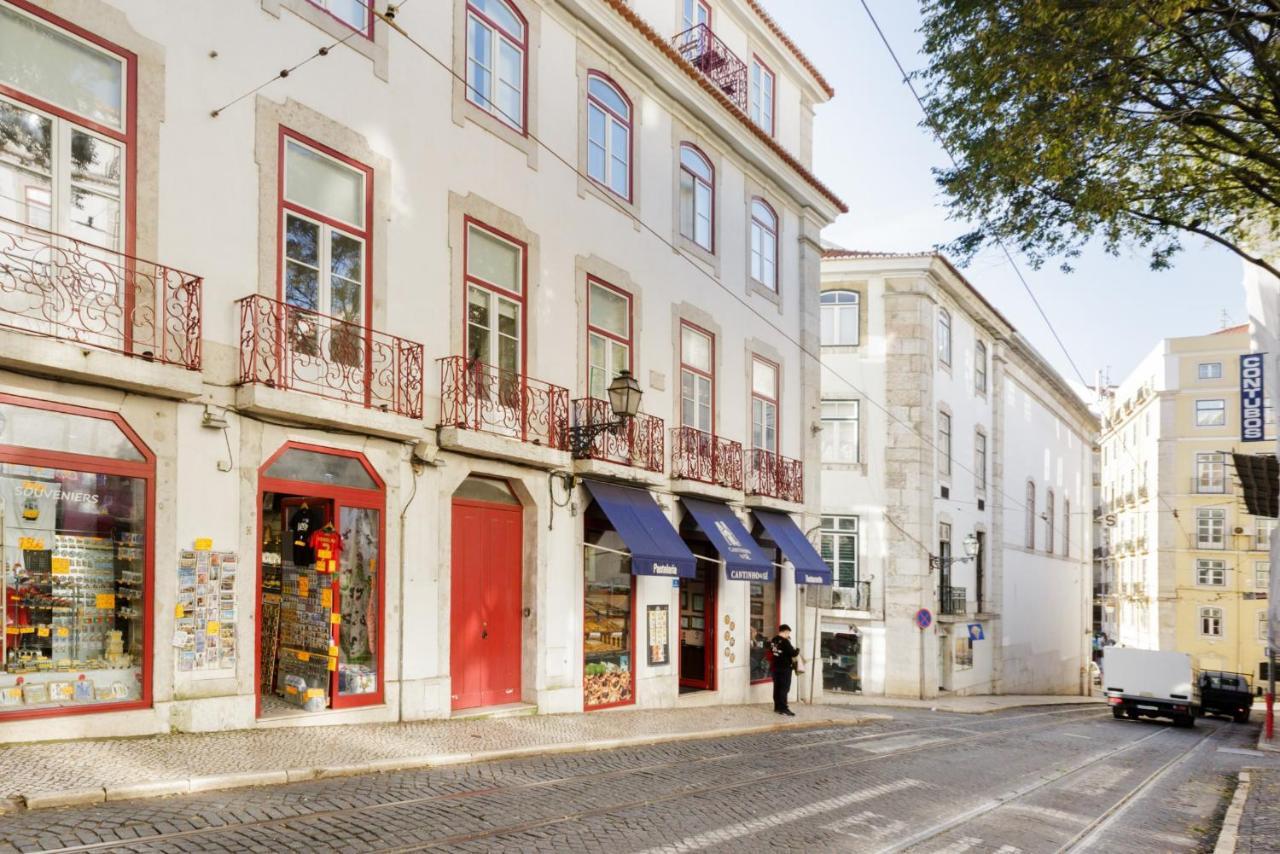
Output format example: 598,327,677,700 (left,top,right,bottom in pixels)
13,714,888,811
1214,769,1251,854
